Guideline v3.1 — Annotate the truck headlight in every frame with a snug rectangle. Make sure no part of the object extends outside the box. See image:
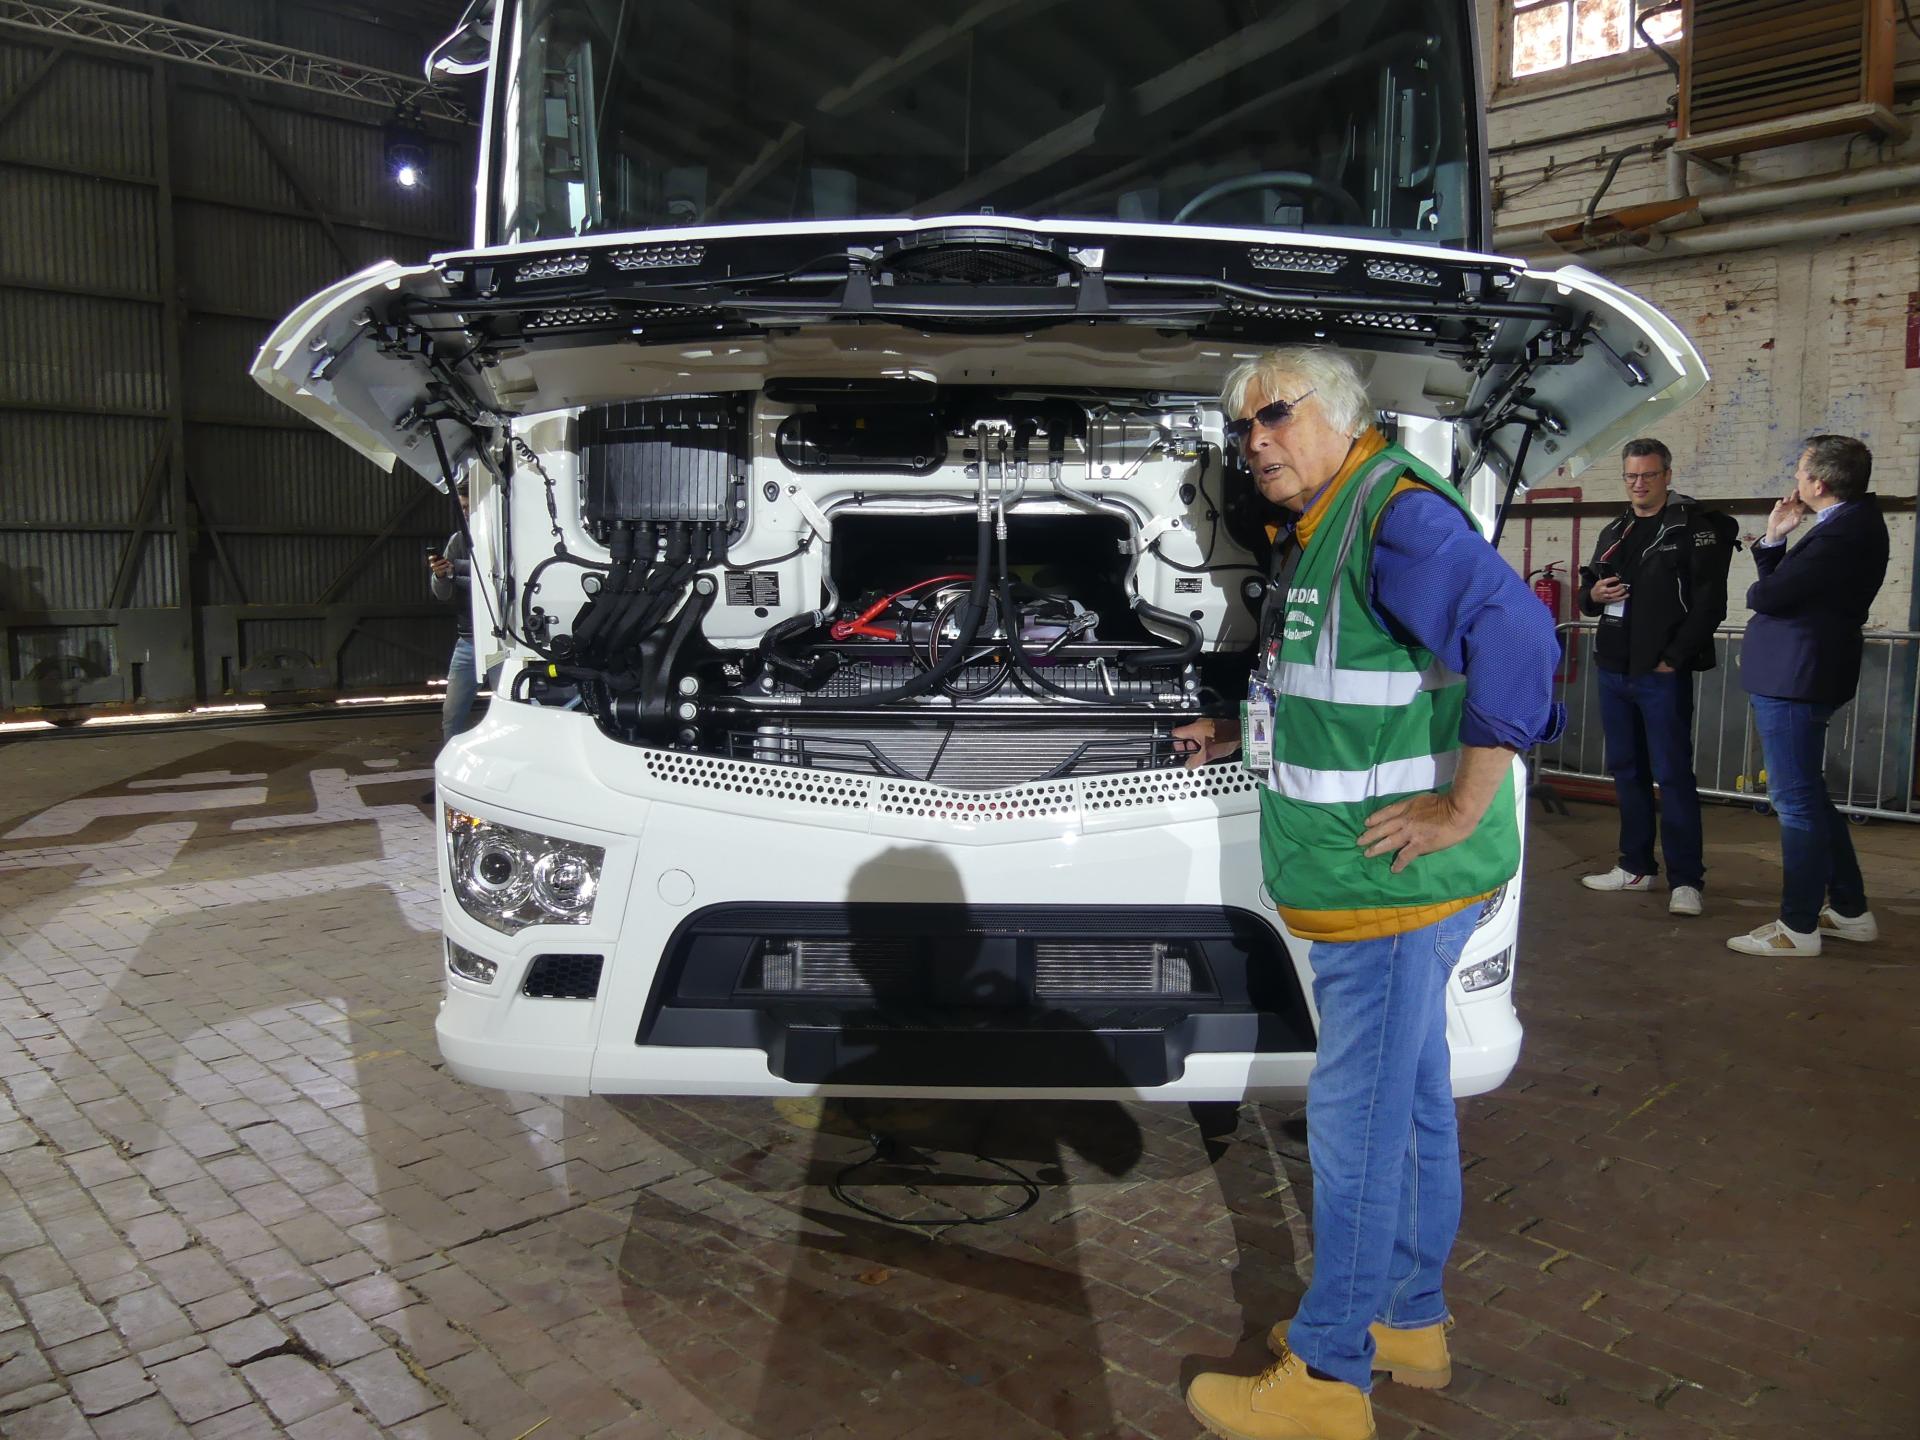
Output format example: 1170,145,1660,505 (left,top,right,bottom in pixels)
445,807,603,934
1458,948,1512,993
